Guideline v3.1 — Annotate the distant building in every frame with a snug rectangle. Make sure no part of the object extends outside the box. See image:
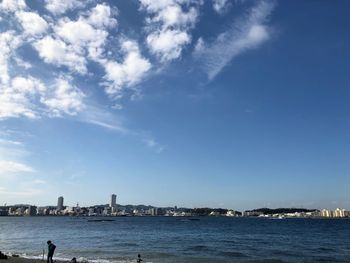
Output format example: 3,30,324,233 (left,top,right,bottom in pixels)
334,208,346,218
110,194,117,213
57,196,64,211
226,210,240,217
321,209,333,217
103,206,112,216
243,210,263,217
151,208,158,216
0,207,8,216
26,206,37,216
